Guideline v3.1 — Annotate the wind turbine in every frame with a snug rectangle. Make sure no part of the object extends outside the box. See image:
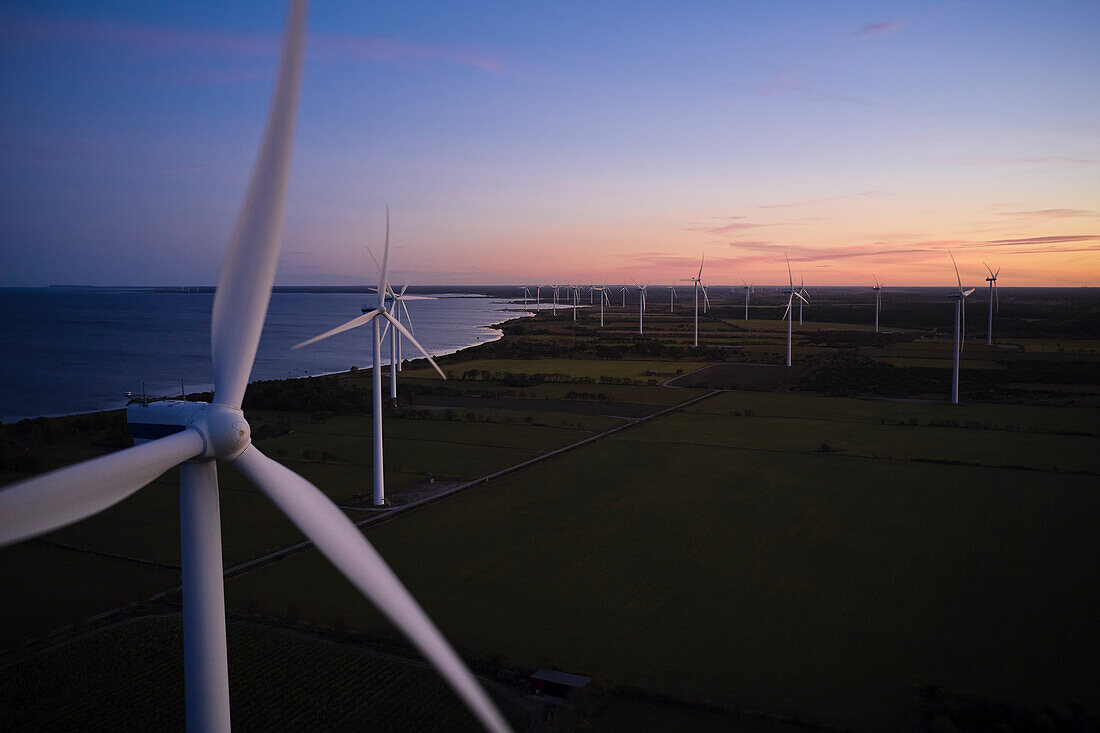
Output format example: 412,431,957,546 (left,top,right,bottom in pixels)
797,273,809,325
372,280,434,401
521,286,530,309
668,283,677,313
948,251,974,404
532,284,543,311
690,255,705,347
570,284,579,321
619,285,627,308
984,263,1000,345
630,279,650,335
872,275,884,333
740,278,754,320
590,280,611,326
780,255,808,367
0,4,510,731
551,285,559,315
295,212,445,504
